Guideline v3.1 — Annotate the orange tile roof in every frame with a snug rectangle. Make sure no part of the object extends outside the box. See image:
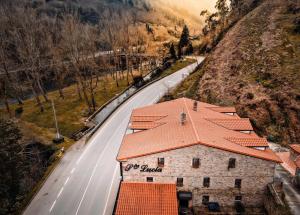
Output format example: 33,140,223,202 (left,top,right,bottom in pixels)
290,144,300,154
130,121,165,130
209,106,236,113
295,157,300,168
206,118,253,131
225,137,269,147
117,98,281,163
131,115,166,122
276,152,297,175
115,182,178,215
